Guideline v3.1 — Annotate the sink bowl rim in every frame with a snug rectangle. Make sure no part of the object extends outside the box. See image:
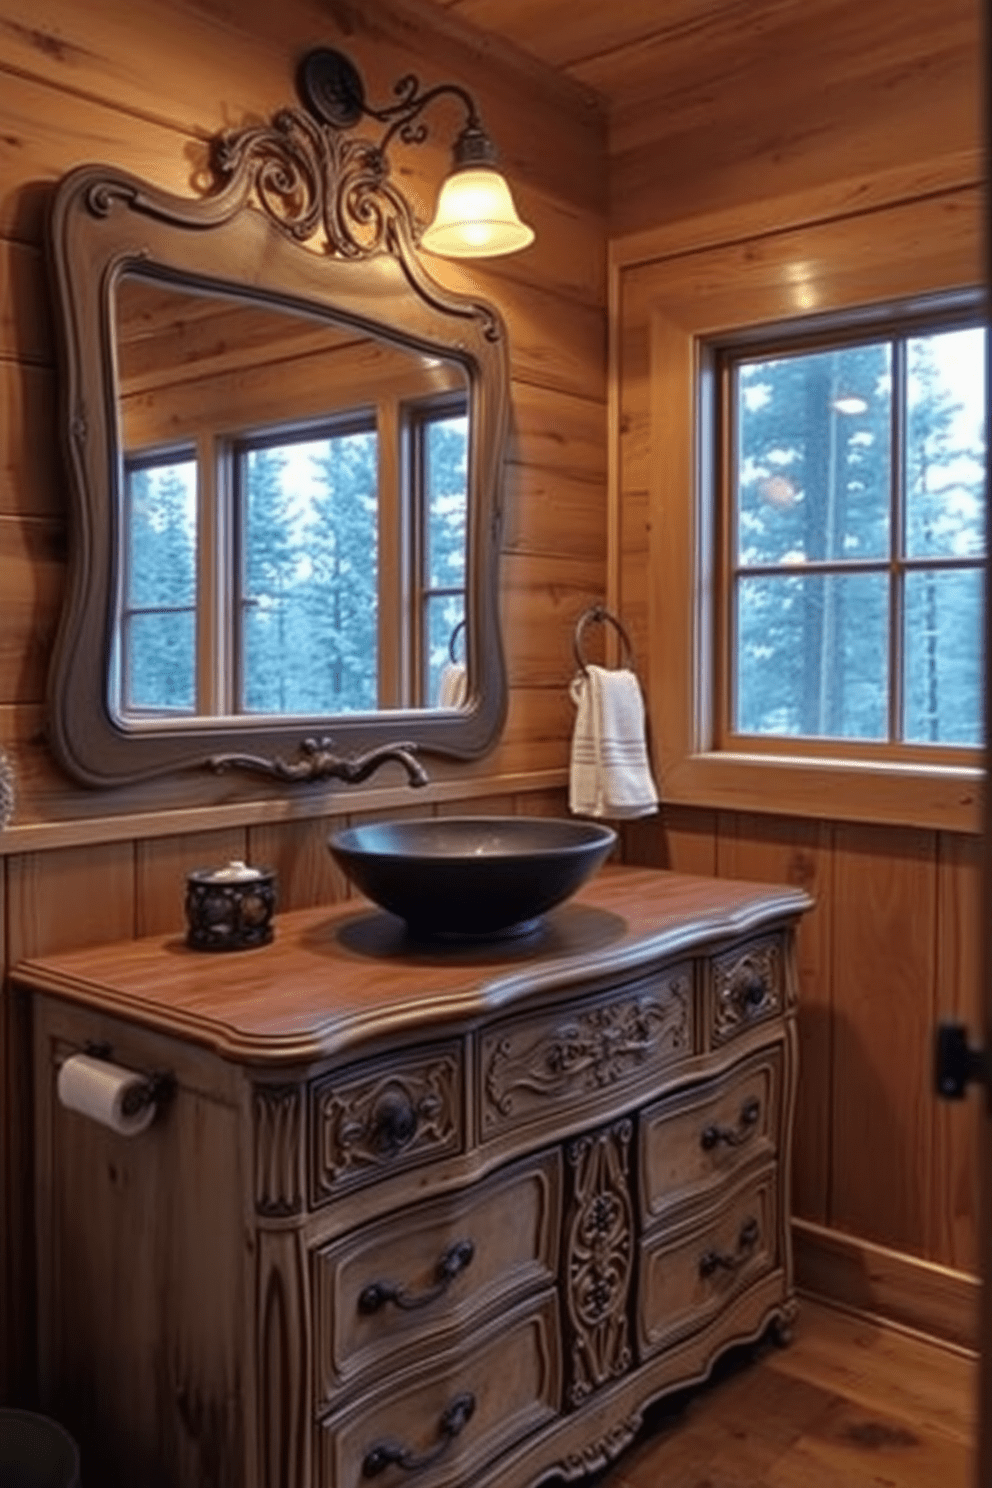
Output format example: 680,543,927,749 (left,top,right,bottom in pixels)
328,815,618,860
